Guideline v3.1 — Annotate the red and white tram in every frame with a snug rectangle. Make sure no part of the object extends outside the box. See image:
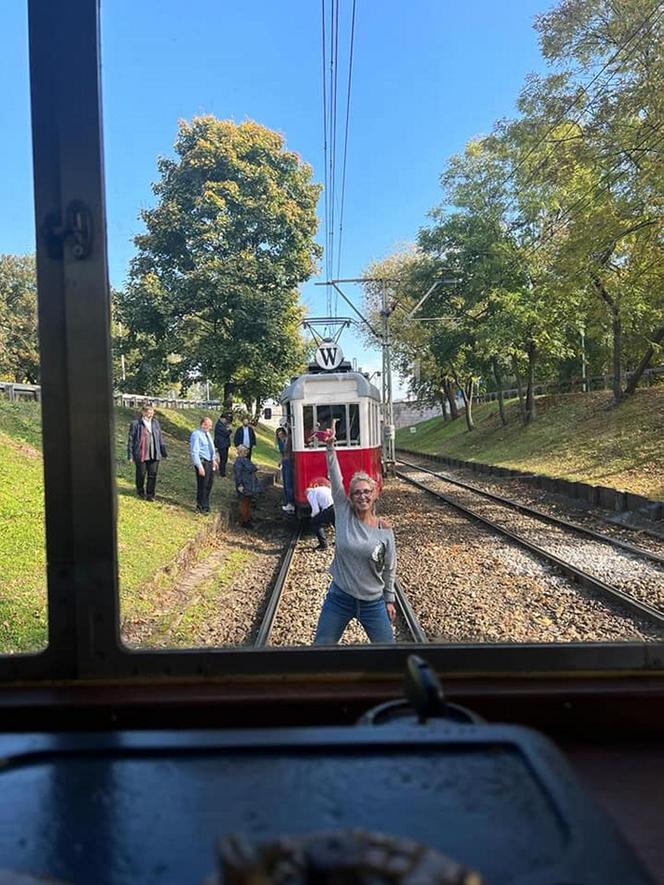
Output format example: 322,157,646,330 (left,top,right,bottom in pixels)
281,368,383,511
